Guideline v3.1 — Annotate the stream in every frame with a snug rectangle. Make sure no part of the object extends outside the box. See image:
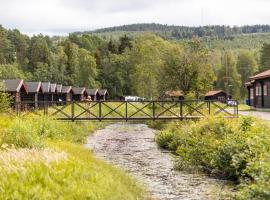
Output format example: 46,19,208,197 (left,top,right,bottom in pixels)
85,123,229,200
